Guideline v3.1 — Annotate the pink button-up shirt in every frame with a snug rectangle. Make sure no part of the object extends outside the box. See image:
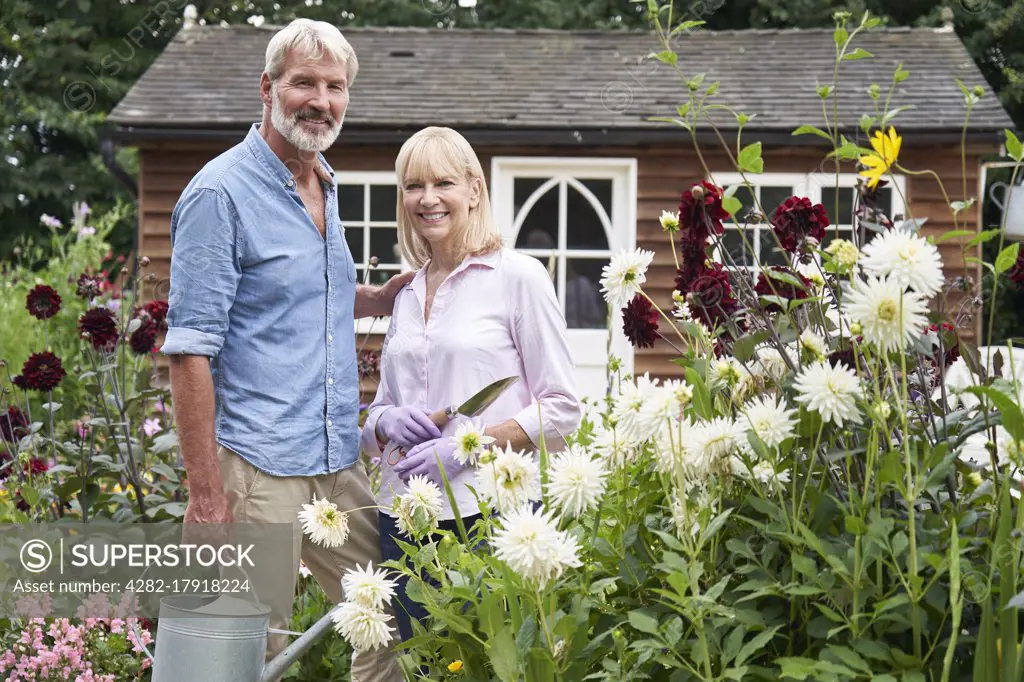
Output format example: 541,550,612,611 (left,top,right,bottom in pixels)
360,249,581,520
